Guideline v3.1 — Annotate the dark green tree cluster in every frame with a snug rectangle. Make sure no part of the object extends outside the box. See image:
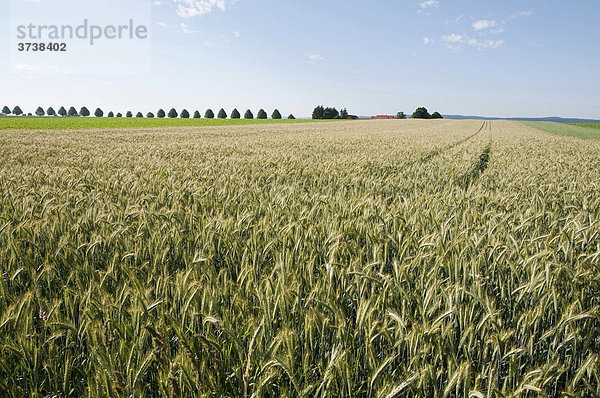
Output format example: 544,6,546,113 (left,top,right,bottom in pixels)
312,106,348,119
411,107,443,119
